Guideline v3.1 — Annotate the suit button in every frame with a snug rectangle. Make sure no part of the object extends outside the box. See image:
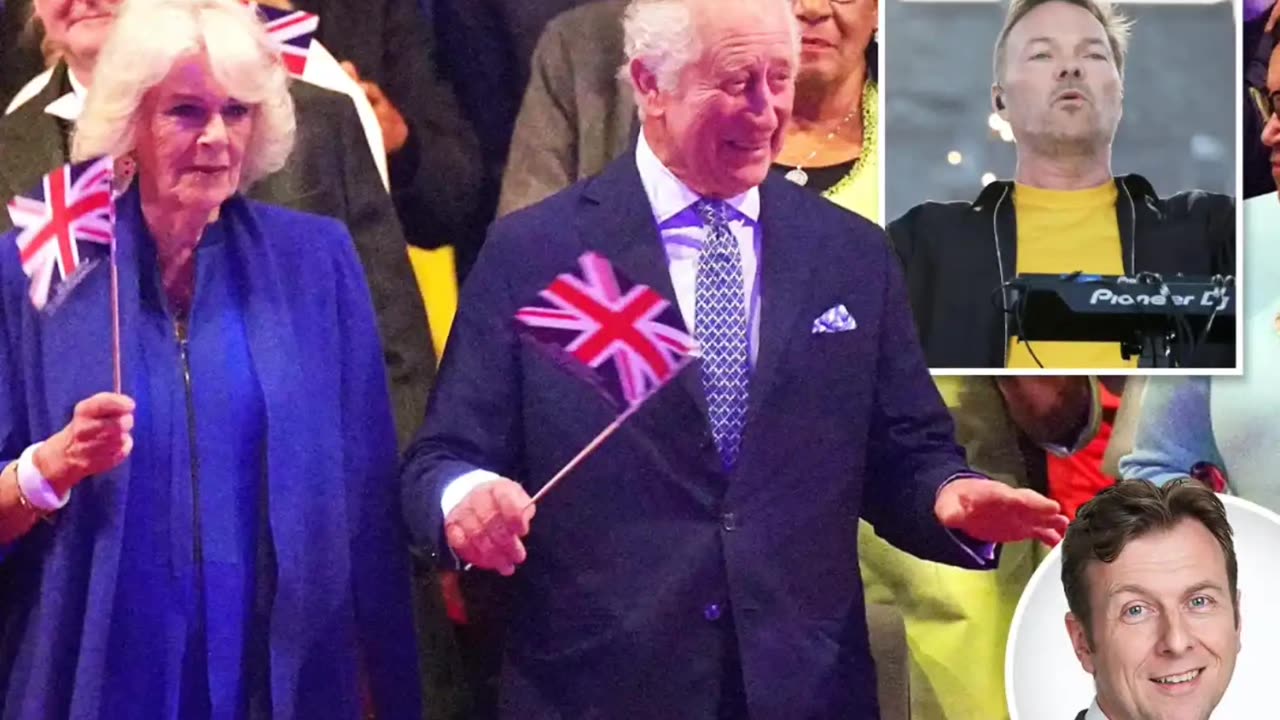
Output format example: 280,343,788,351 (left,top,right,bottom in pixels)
721,511,738,531
703,603,723,622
